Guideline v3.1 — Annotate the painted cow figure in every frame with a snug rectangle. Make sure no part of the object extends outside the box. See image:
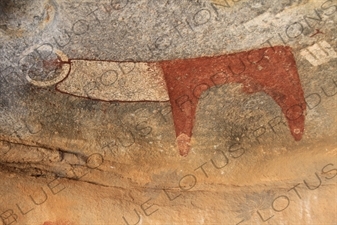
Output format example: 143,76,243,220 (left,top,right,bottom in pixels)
24,45,306,156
